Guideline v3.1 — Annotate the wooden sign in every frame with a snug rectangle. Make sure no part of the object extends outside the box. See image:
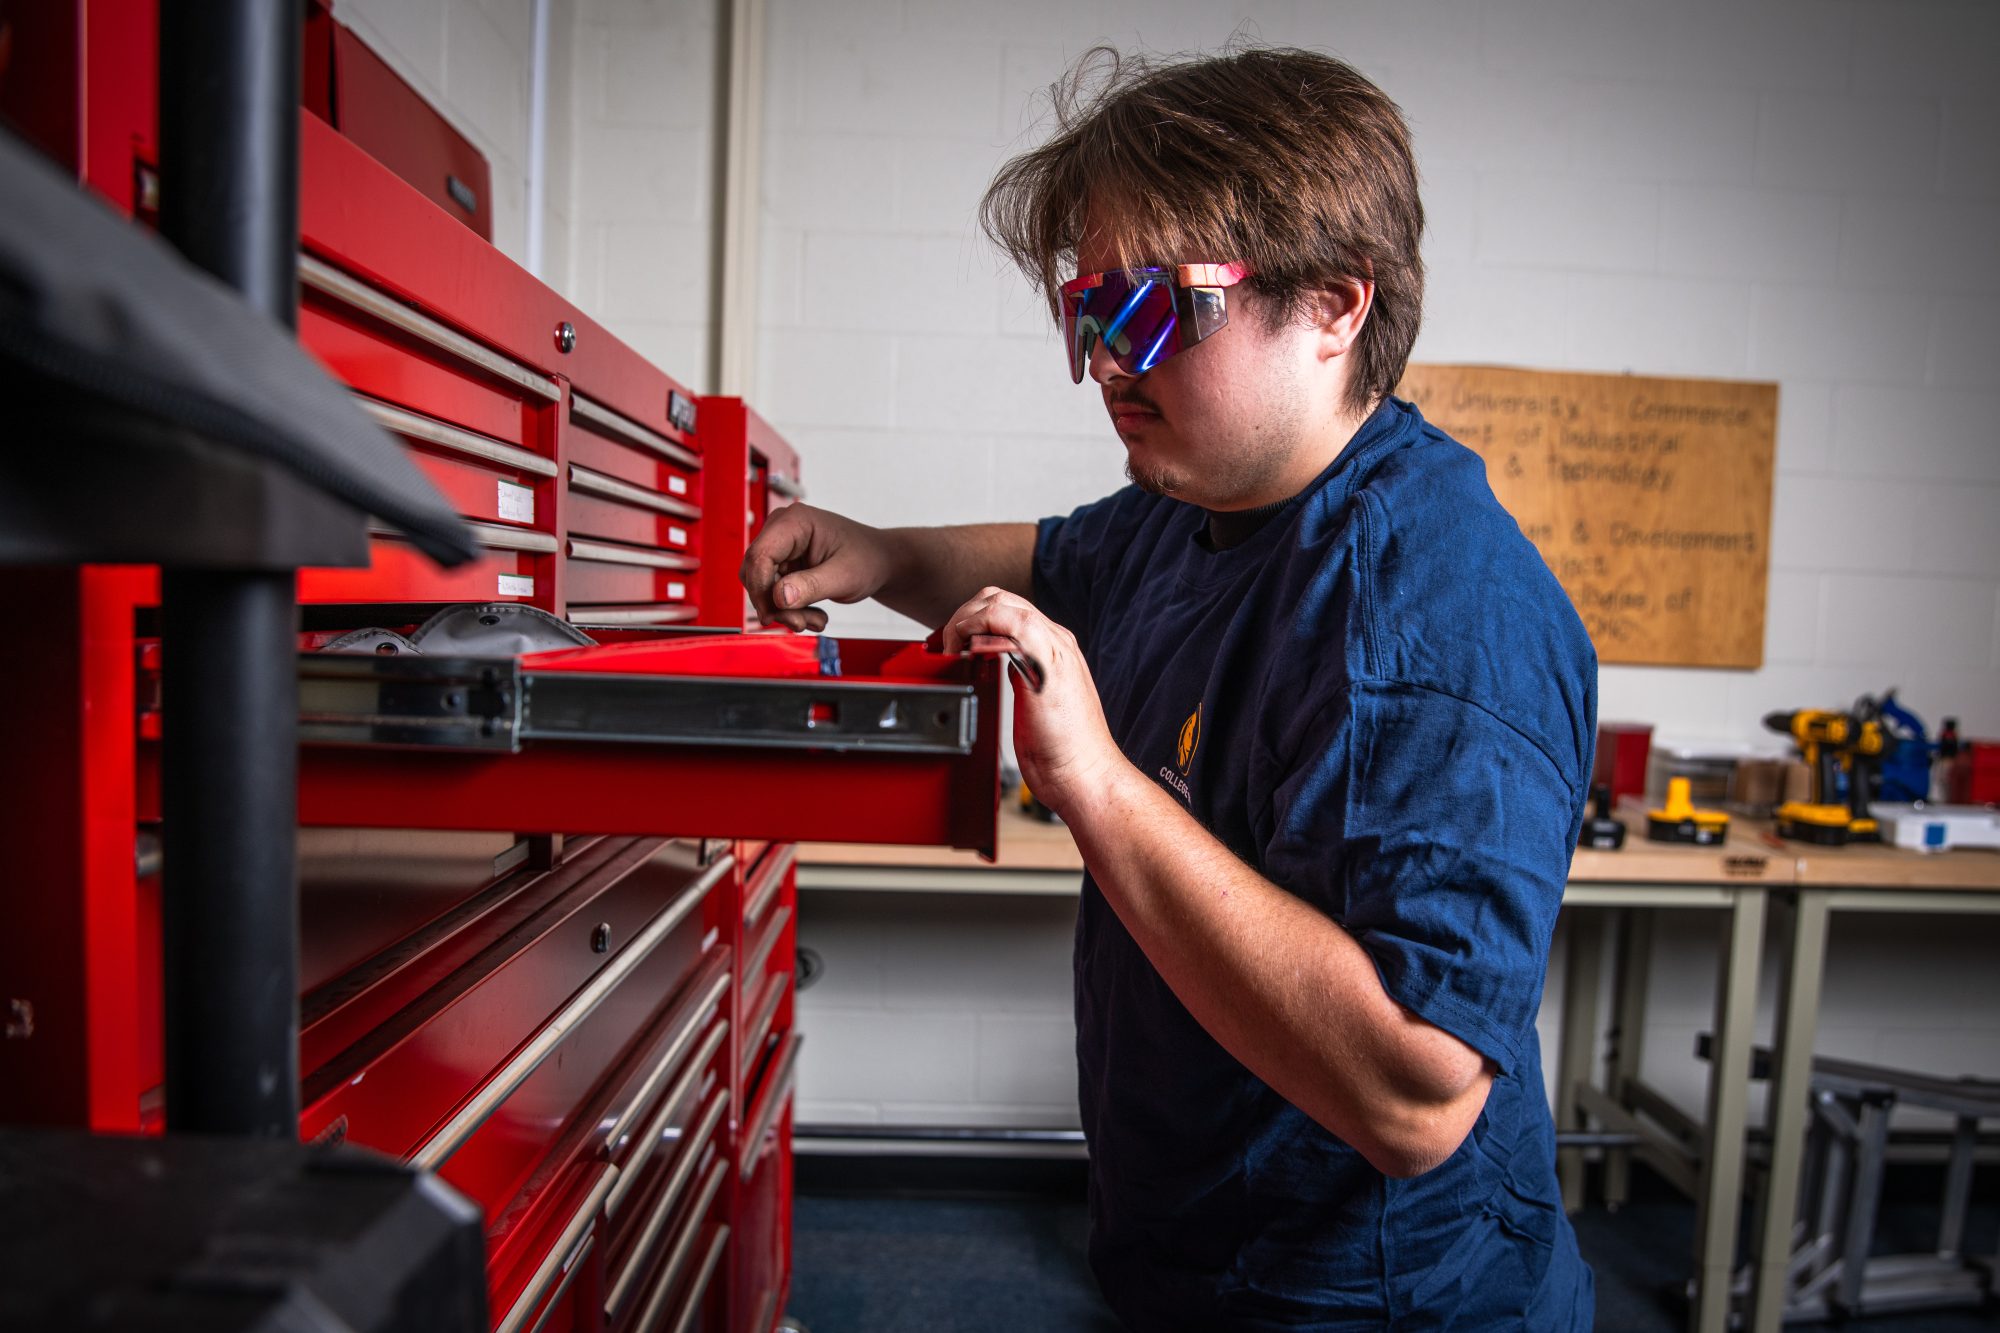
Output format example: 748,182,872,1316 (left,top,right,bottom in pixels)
1397,365,1777,669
